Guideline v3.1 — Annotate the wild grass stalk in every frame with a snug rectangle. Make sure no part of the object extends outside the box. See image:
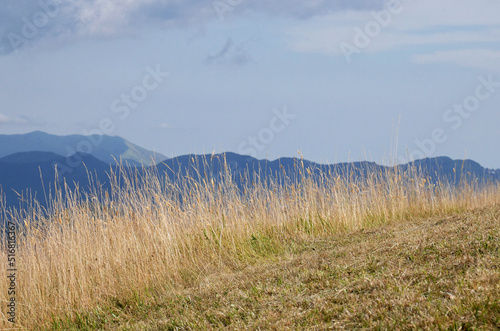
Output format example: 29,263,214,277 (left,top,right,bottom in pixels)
0,155,498,329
